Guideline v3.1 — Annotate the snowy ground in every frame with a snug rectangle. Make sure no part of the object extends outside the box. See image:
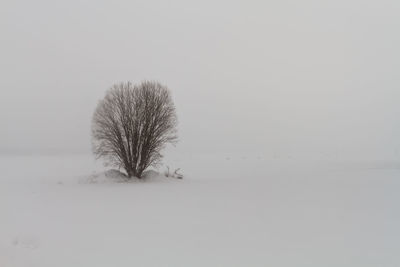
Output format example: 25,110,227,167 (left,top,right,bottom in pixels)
1,153,399,267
